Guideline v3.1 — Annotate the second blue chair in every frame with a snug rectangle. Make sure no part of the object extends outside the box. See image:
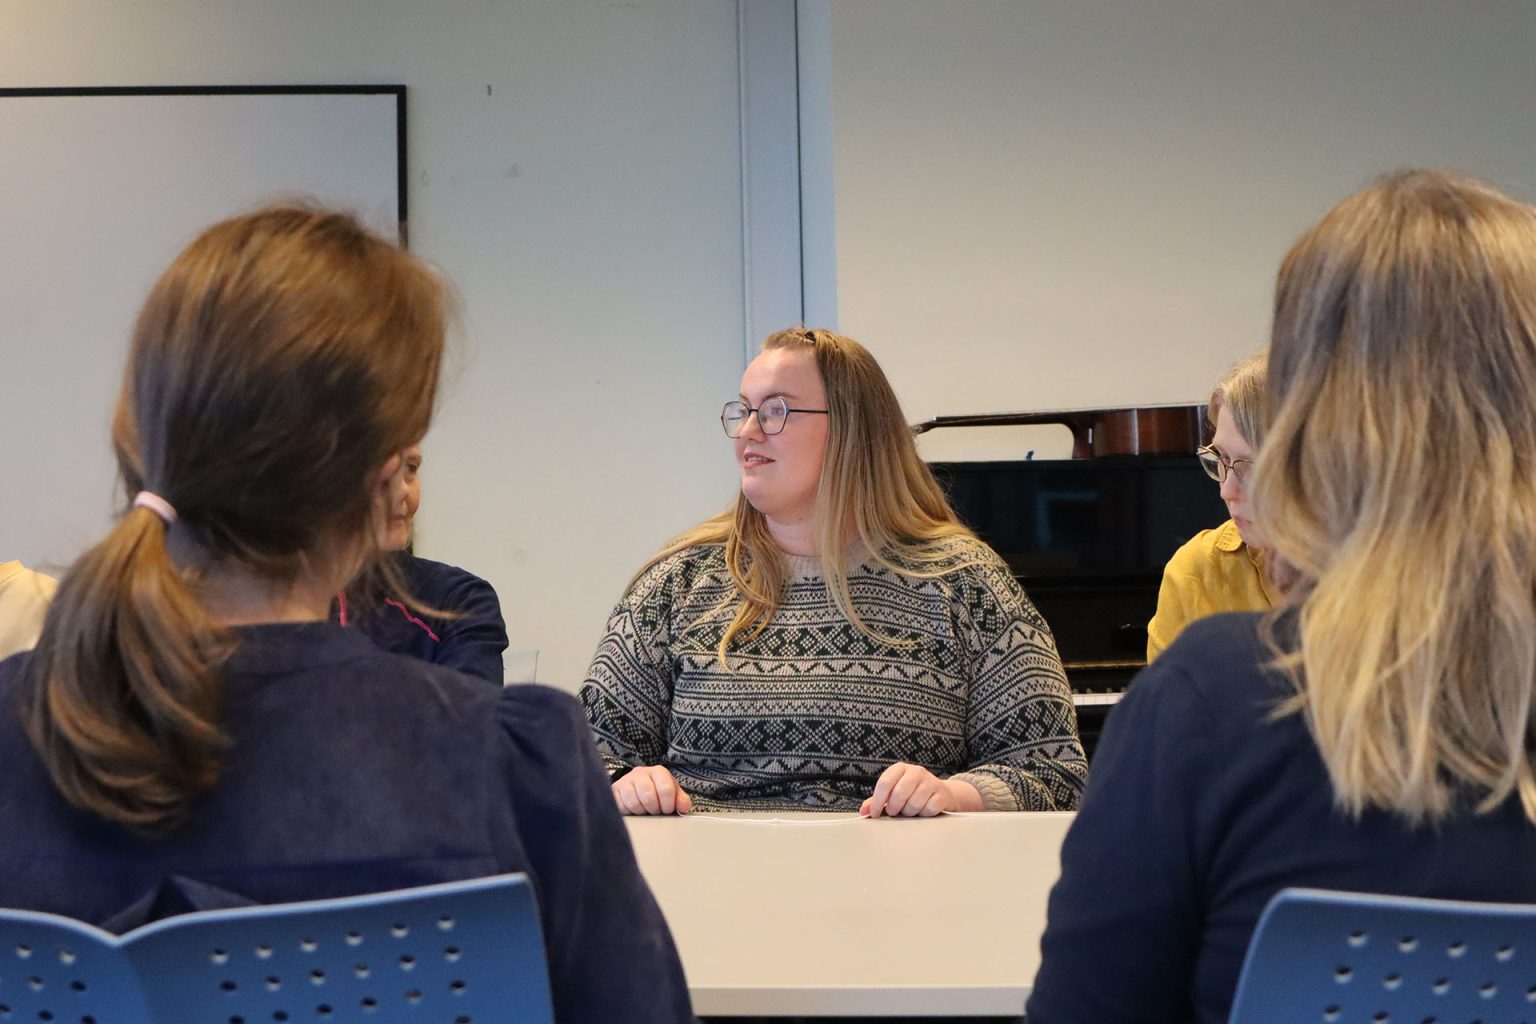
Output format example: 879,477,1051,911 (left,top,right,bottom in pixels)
1230,887,1536,1024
